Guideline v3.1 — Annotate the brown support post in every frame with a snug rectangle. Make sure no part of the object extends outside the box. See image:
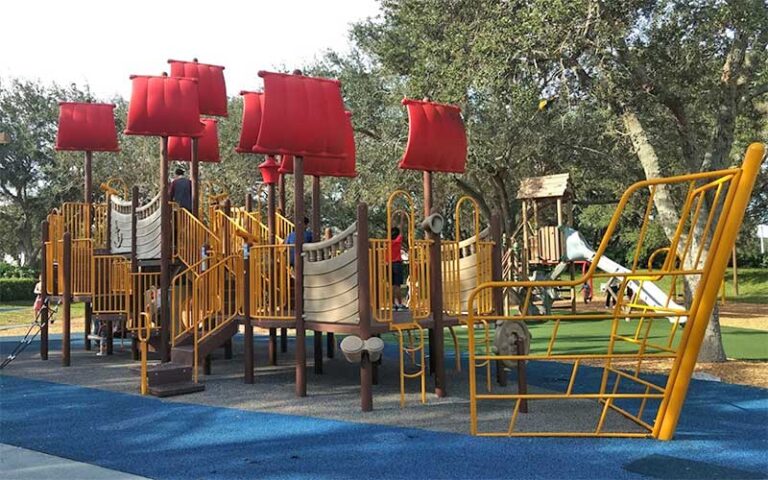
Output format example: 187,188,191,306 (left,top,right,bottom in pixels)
40,220,49,360
422,171,436,374
357,203,373,411
84,151,93,204
327,331,335,359
491,214,508,387
521,200,529,279
428,213,446,397
106,318,114,355
294,156,307,397
277,172,288,360
278,173,286,214
160,137,171,362
62,232,72,367
191,138,200,218
244,242,254,383
311,175,322,374
267,181,278,364
84,301,92,351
